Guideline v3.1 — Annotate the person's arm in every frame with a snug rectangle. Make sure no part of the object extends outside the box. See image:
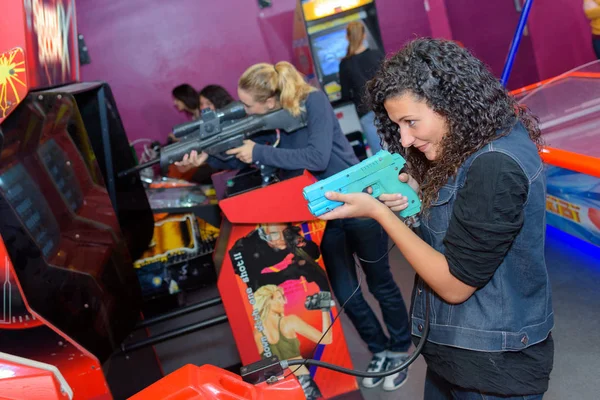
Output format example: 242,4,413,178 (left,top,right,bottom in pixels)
252,92,334,172
176,131,277,171
443,154,528,289
320,153,528,304
174,150,247,172
374,211,475,304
